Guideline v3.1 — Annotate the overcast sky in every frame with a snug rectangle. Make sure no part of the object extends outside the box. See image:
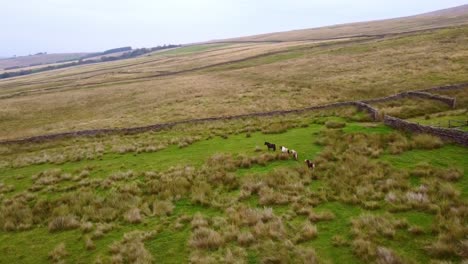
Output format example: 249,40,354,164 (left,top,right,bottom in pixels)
1,0,467,57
